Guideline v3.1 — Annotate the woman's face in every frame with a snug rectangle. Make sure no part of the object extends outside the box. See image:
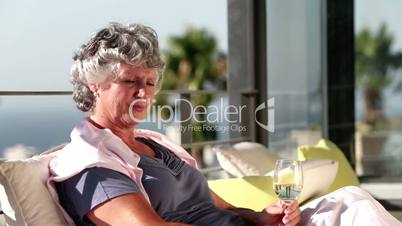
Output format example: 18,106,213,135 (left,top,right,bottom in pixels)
96,63,157,127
